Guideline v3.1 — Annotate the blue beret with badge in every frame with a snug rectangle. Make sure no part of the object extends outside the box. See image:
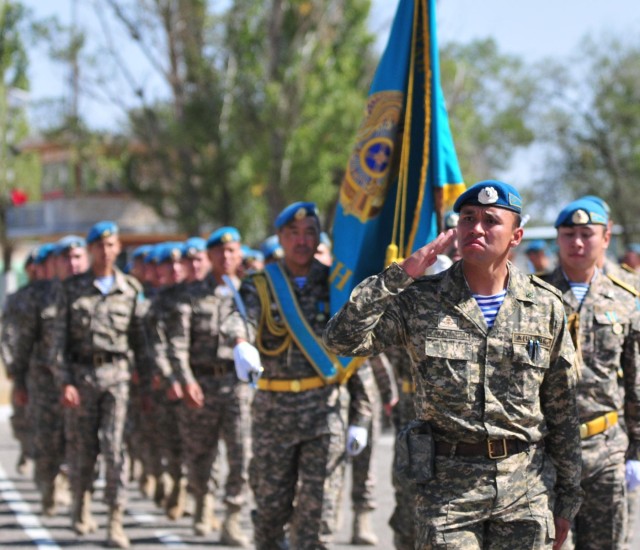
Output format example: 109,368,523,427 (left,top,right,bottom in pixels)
156,242,183,263
132,244,153,260
207,226,241,248
274,201,320,230
34,243,57,264
55,234,86,255
260,234,283,260
581,195,611,215
453,180,522,214
183,237,207,258
554,198,609,228
144,243,164,264
87,220,119,244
